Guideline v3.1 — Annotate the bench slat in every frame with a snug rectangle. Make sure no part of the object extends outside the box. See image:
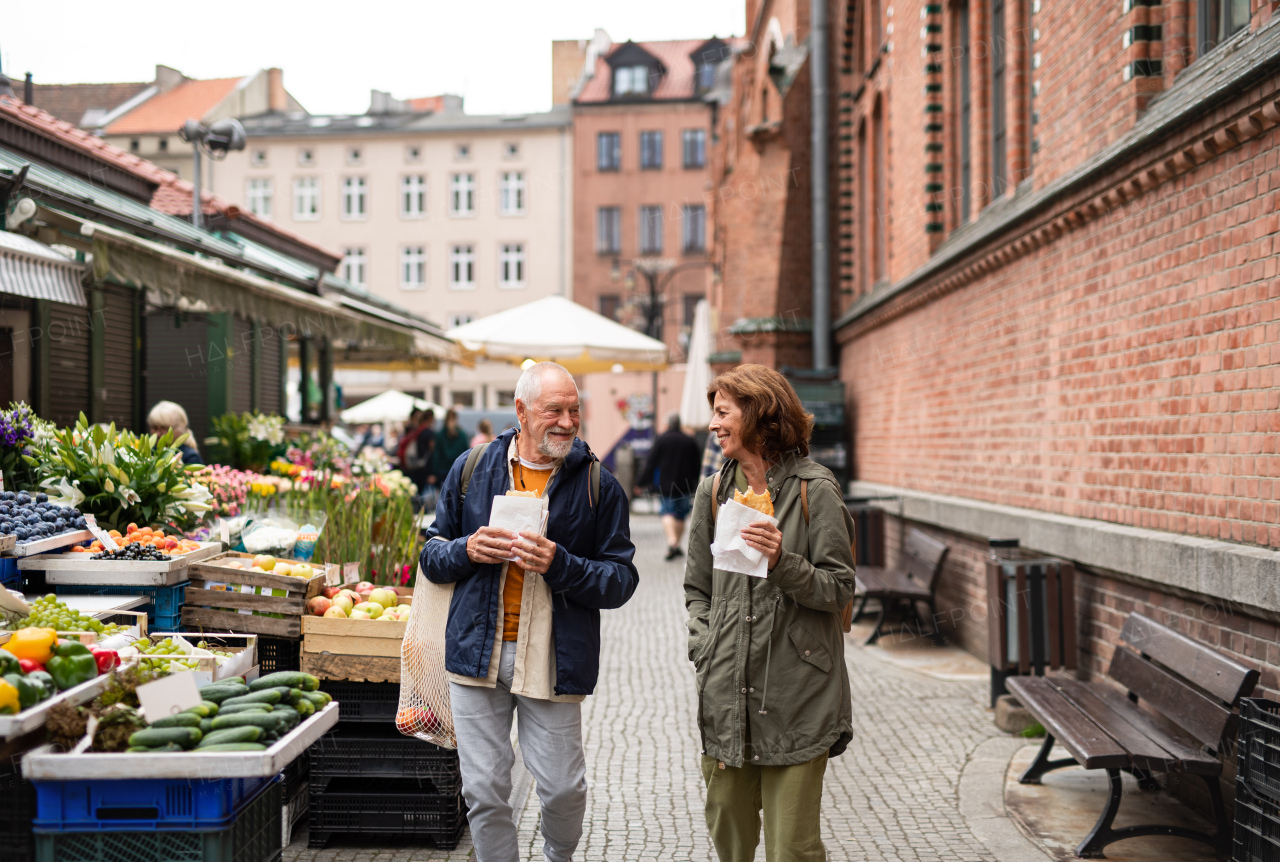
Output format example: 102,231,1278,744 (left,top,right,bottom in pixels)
1051,677,1188,773
1121,613,1259,706
1069,681,1223,776
1007,676,1130,770
1109,647,1234,747
903,529,948,590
